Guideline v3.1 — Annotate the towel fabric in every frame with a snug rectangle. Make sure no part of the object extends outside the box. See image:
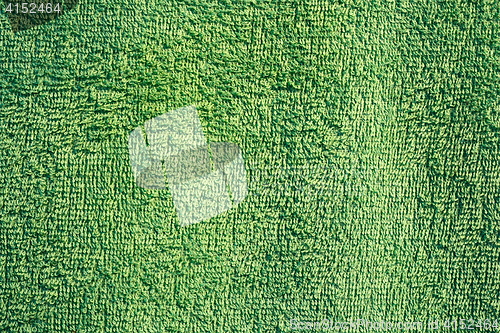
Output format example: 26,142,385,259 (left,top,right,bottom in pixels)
0,0,500,332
